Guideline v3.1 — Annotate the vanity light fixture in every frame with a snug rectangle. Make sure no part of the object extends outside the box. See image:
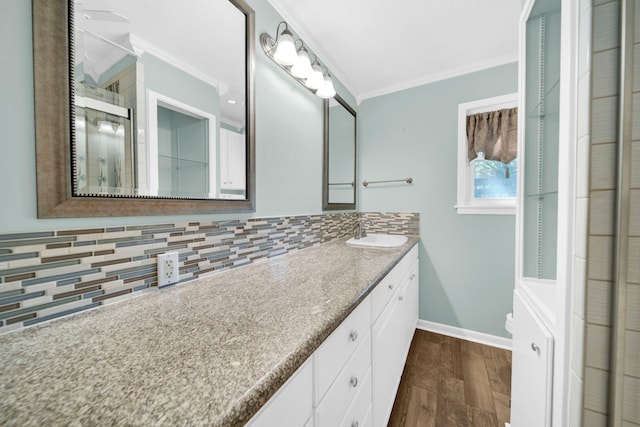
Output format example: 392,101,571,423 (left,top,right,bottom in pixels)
261,21,336,99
